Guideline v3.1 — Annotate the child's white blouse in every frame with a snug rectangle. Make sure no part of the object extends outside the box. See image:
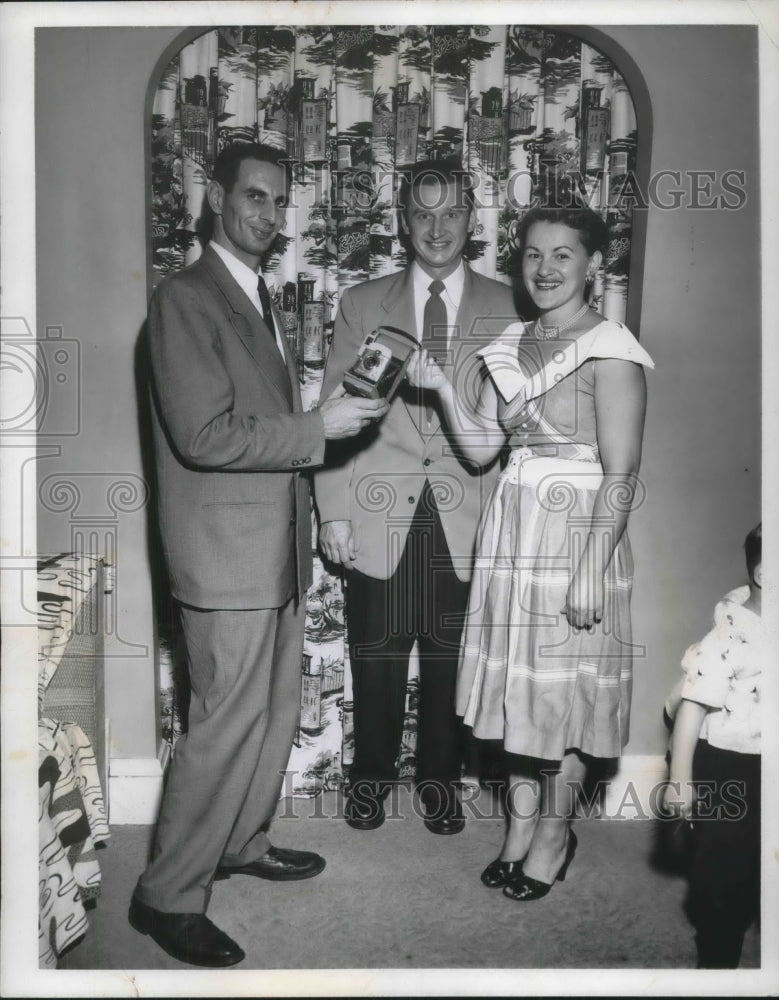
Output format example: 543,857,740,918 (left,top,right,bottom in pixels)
667,586,762,755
